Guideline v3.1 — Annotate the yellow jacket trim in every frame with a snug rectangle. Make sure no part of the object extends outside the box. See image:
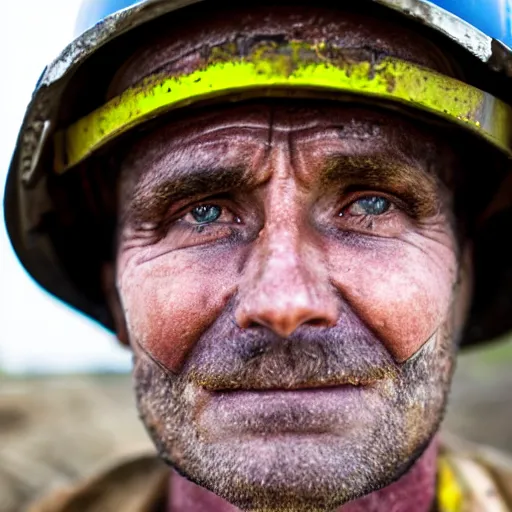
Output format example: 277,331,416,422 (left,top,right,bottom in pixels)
438,456,464,512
